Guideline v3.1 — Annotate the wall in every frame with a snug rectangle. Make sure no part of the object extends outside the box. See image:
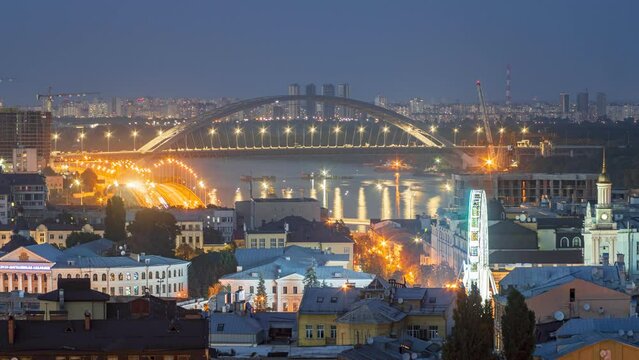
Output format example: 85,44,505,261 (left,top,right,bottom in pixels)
553,339,639,360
